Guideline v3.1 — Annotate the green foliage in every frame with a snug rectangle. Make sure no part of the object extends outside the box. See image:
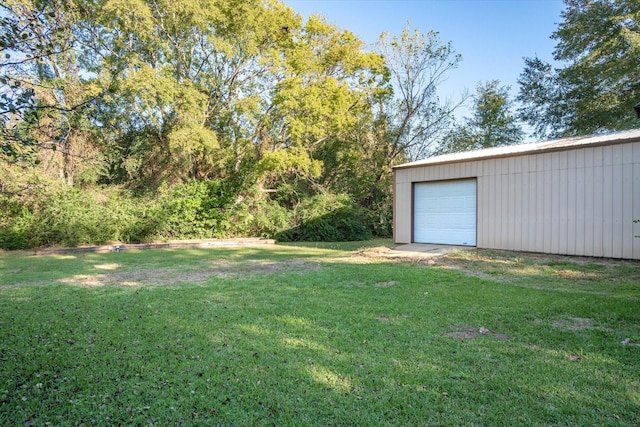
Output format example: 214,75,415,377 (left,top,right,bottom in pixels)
376,24,463,161
518,0,640,138
0,195,32,249
1,1,470,248
441,80,523,153
277,193,372,242
154,180,238,239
